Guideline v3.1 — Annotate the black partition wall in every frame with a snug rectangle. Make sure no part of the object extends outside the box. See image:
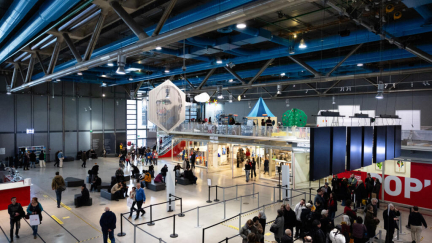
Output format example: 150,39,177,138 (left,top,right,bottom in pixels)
362,126,373,167
331,127,347,175
310,127,331,181
347,127,362,171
